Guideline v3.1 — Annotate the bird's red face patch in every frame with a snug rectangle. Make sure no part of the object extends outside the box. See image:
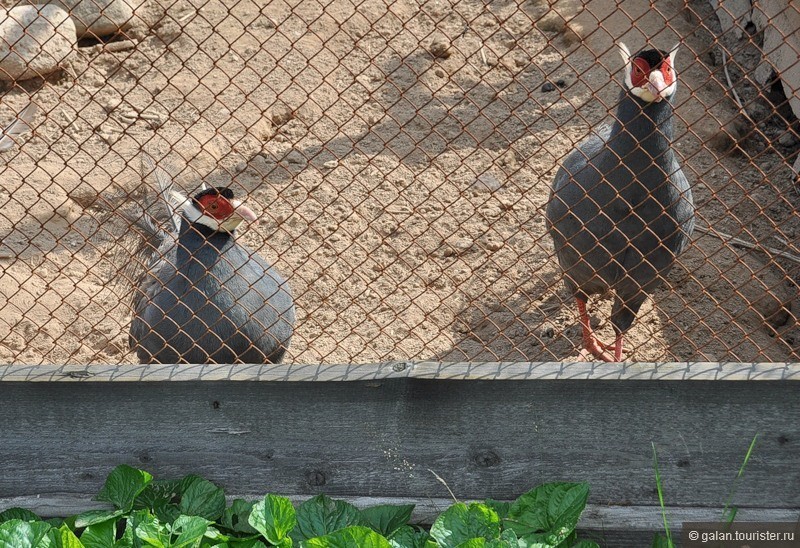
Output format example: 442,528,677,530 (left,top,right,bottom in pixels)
630,55,674,88
196,193,235,220
659,56,675,86
630,57,651,88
